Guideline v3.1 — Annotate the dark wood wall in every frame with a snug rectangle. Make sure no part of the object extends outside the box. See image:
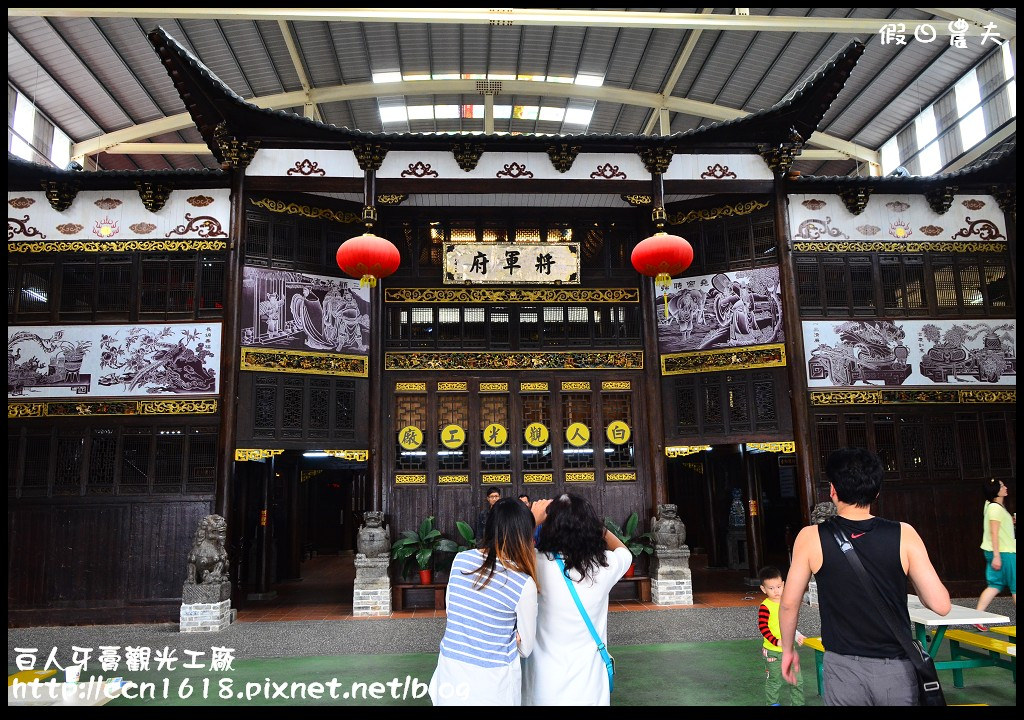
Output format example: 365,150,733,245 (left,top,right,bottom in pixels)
8,497,212,626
